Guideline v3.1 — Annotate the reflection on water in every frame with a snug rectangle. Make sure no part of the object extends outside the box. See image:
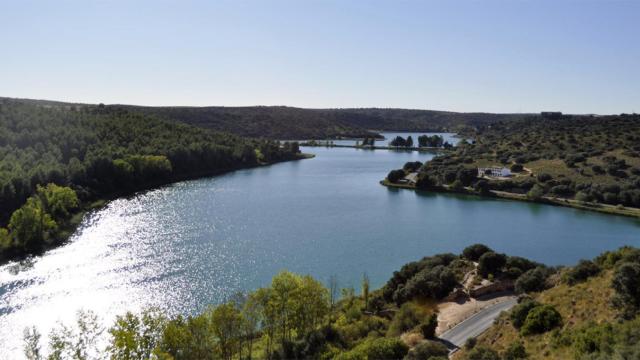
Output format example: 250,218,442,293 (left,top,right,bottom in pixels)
1,133,639,357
